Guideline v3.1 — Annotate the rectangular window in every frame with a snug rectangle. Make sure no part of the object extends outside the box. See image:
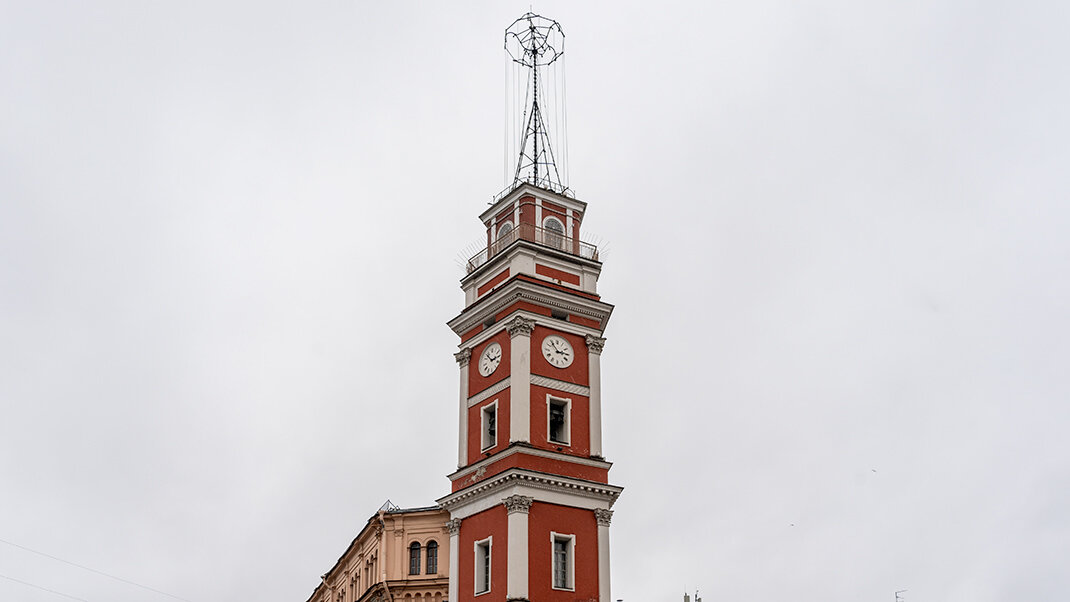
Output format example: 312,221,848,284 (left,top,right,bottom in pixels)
426,541,439,574
481,401,498,452
548,397,570,445
474,537,492,595
550,533,575,590
409,543,421,575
